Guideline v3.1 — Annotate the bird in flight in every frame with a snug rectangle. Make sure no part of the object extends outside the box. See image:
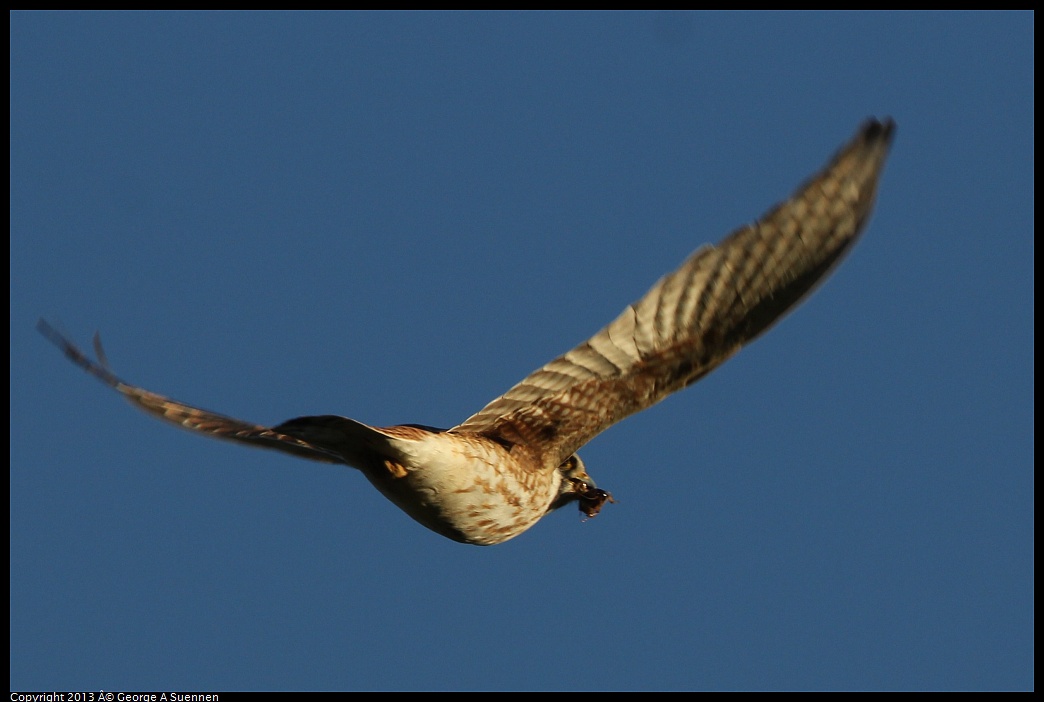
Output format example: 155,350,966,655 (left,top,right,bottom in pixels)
40,119,895,545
